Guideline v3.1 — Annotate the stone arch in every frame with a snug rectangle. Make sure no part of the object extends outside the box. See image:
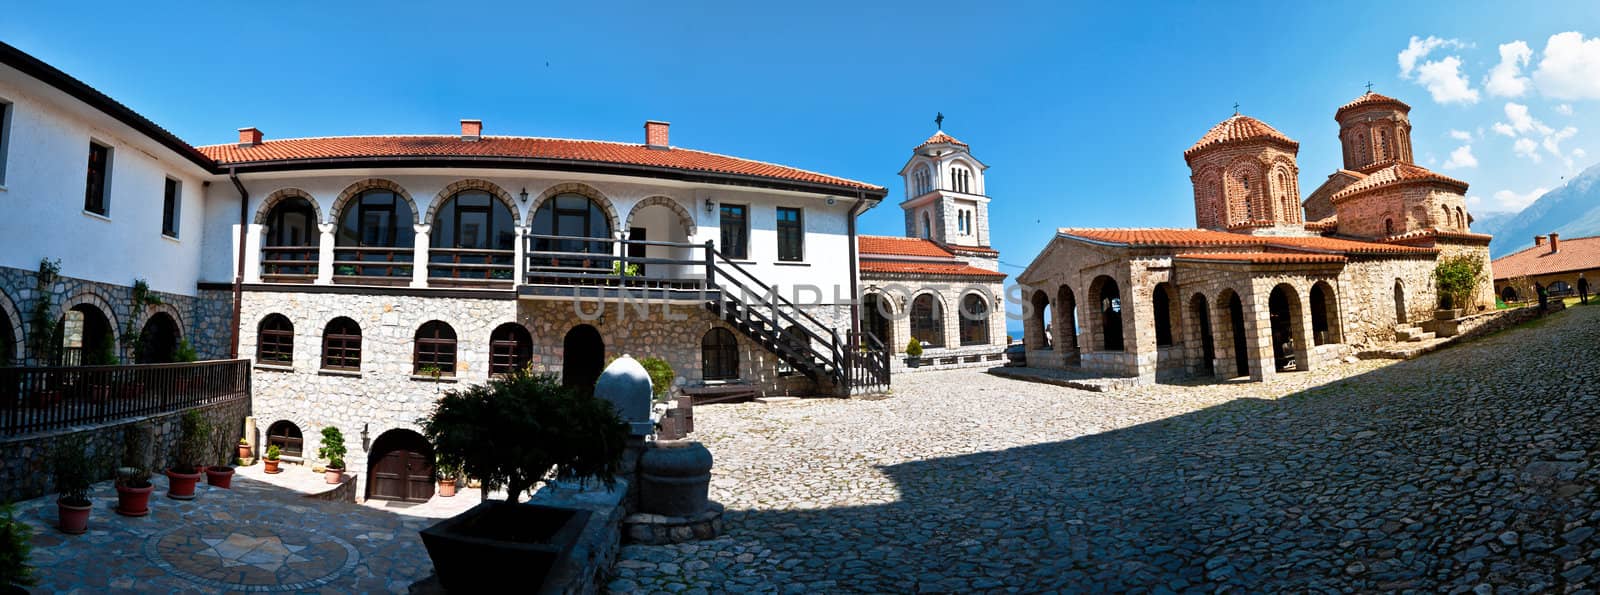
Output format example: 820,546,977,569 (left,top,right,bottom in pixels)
957,289,991,346
624,195,698,238
132,301,185,339
1188,292,1215,376
1152,282,1180,347
1269,158,1299,223
60,289,121,352
1214,288,1250,379
860,288,897,349
1456,206,1467,231
426,179,522,228
530,183,620,237
1194,167,1222,228
331,178,419,226
1223,157,1266,225
254,188,323,225
265,419,306,458
1087,275,1125,351
1055,284,1078,352
1025,288,1051,351
909,289,946,348
1309,280,1341,345
1393,279,1407,324
1267,283,1307,372
0,288,22,365
366,428,435,502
